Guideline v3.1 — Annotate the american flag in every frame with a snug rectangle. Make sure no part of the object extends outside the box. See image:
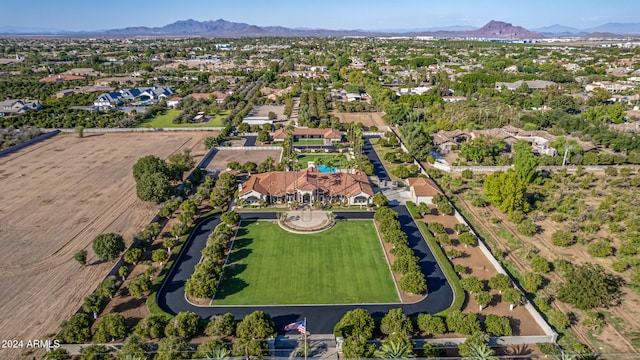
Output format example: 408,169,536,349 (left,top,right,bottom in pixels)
284,319,307,334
